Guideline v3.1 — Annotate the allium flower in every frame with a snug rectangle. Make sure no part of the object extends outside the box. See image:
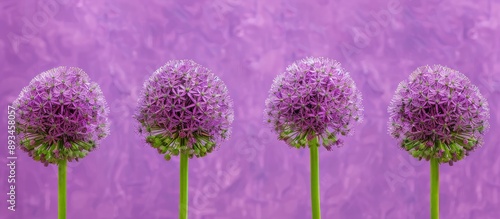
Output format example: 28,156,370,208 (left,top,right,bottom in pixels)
13,67,110,166
388,65,490,165
265,57,363,150
135,60,234,159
